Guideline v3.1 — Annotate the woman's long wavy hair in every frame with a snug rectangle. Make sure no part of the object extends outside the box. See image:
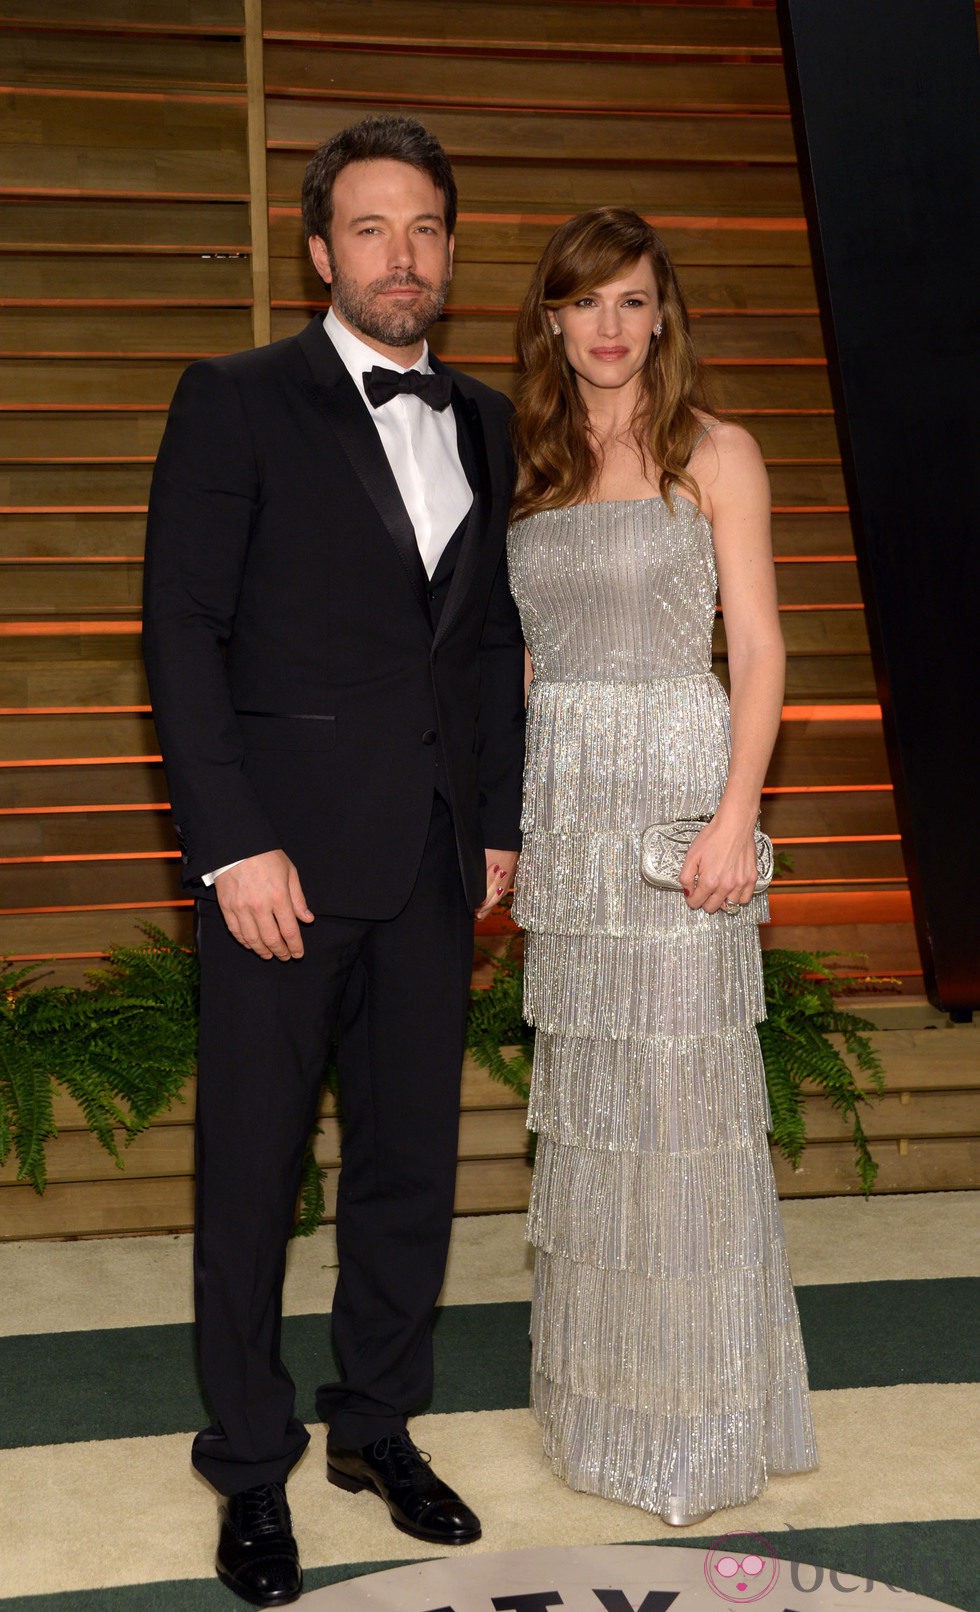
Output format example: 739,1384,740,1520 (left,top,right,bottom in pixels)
511,208,713,520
